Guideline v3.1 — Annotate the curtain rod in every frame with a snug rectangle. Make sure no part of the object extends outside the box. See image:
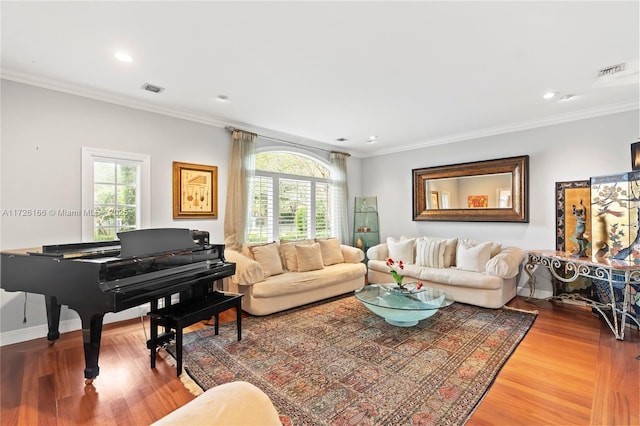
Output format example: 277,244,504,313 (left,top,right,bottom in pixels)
225,126,350,157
